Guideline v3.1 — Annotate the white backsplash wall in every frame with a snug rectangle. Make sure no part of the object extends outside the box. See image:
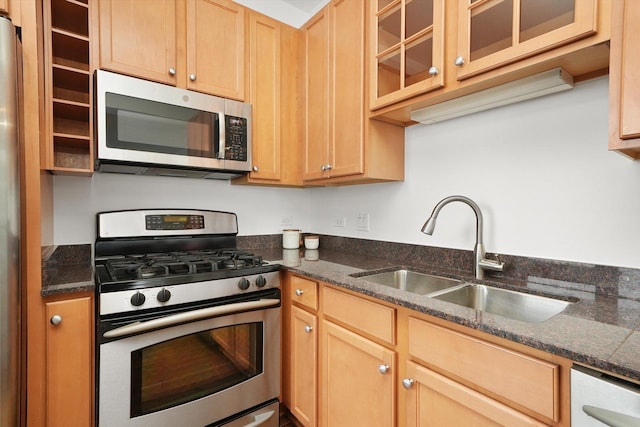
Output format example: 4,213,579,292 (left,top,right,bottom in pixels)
306,77,640,269
52,173,311,242
53,77,640,269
